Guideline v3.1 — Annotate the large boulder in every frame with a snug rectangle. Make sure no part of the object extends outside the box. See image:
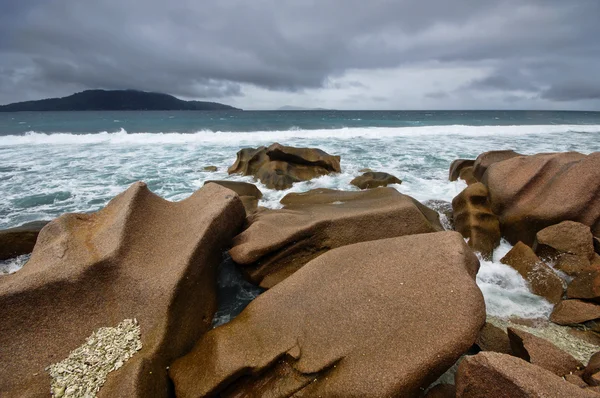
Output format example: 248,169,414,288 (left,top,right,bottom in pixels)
533,221,598,276
449,159,475,181
350,171,402,189
204,180,263,214
500,242,564,303
0,182,246,397
482,152,600,245
455,352,597,397
472,150,522,181
551,299,600,325
228,143,341,190
507,328,583,377
452,182,501,260
170,232,486,397
230,188,443,288
0,220,49,260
